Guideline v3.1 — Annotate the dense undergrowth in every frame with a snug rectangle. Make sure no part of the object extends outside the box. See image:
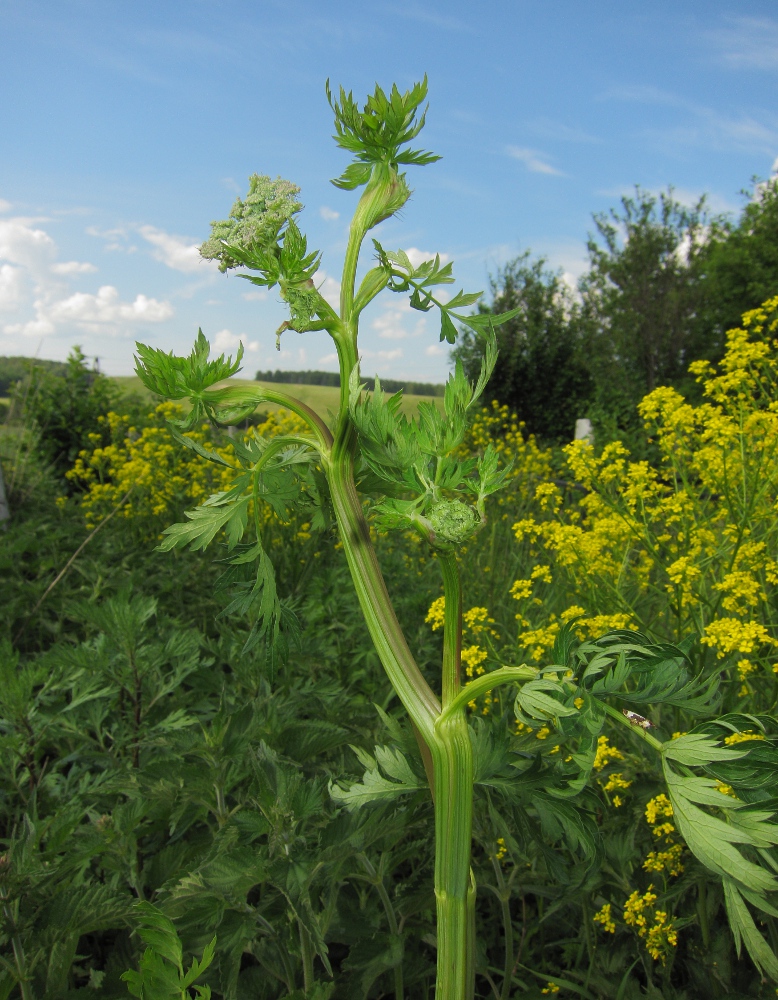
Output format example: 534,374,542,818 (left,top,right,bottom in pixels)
2,297,778,999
